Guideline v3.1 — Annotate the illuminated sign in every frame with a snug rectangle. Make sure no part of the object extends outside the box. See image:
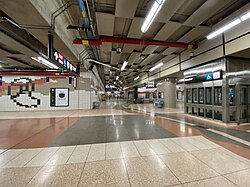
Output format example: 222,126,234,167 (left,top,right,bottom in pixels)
206,73,213,81
53,49,77,72
213,71,221,79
